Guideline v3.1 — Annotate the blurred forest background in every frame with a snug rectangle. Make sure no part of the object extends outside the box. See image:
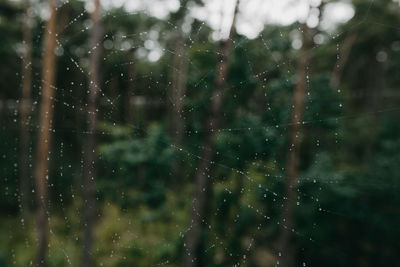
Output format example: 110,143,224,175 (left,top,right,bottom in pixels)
1,0,400,266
